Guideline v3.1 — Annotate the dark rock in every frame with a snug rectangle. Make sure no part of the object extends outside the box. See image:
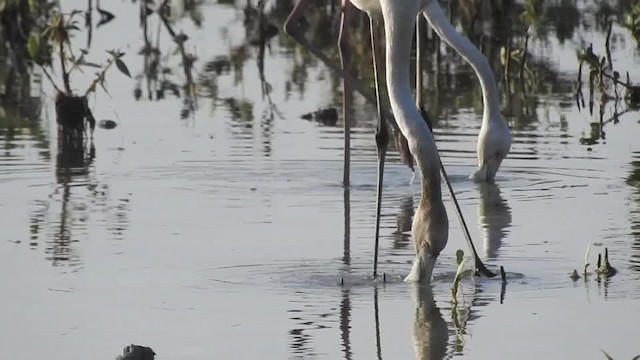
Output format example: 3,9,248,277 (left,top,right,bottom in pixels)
98,119,118,129
115,344,155,360
301,107,338,127
627,86,640,108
